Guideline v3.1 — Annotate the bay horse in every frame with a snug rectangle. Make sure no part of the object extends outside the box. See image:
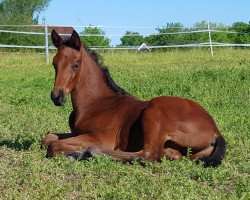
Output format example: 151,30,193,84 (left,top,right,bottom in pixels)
42,29,226,167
